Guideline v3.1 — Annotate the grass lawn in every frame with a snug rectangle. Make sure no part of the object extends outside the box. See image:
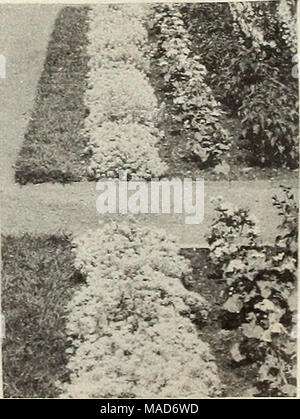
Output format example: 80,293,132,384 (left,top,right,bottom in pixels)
1,234,83,398
15,7,90,185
